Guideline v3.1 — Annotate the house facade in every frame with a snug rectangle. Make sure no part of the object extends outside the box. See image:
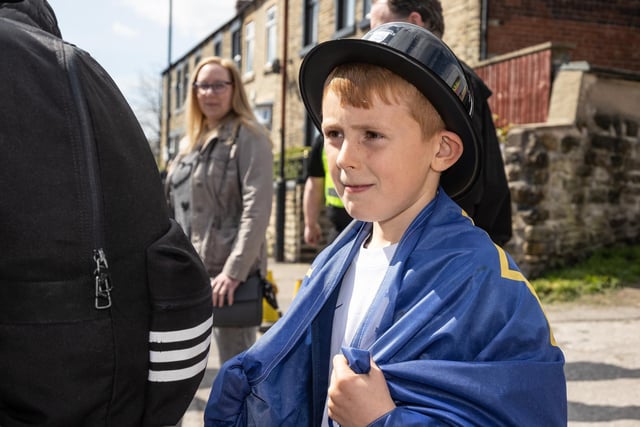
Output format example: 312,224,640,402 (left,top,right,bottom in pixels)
161,0,638,166
161,0,284,165
159,0,640,266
